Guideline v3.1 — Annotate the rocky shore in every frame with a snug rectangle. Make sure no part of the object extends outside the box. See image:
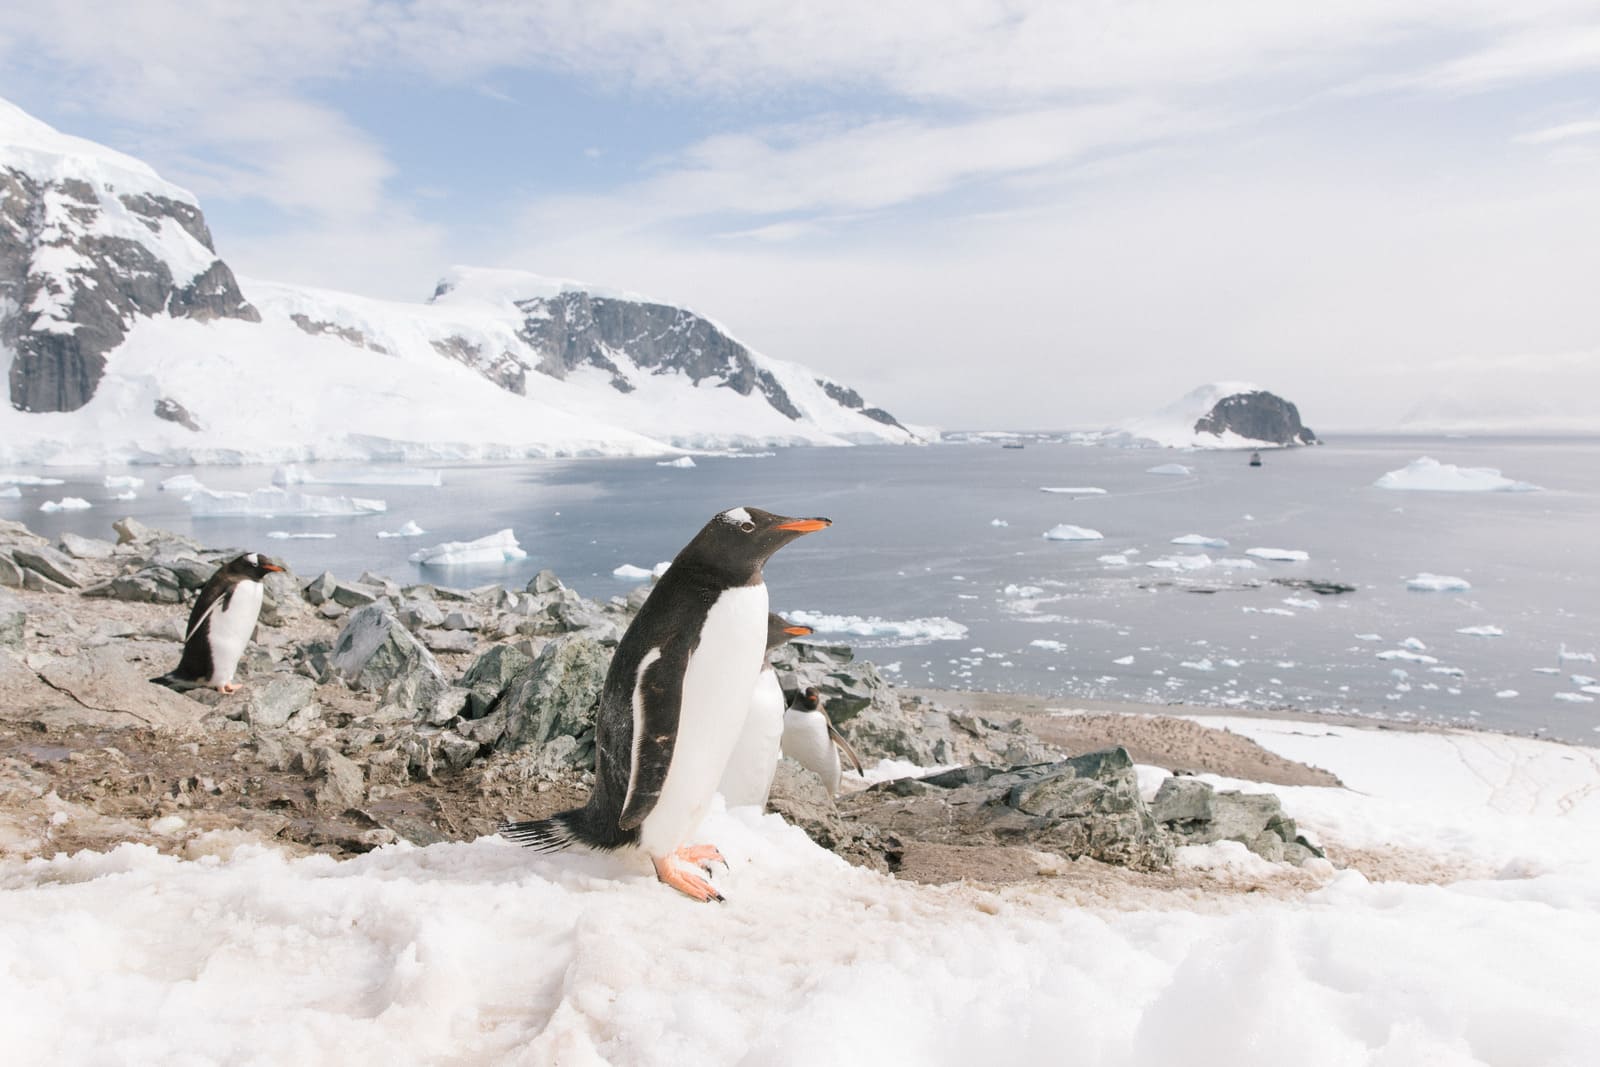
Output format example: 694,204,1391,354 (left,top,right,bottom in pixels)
3,516,1340,886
